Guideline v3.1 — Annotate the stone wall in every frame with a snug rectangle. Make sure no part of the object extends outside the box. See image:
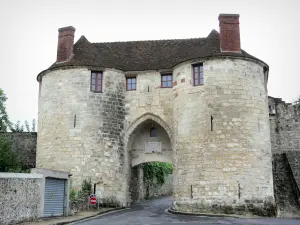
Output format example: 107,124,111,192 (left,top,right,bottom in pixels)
0,132,37,168
269,98,300,216
129,164,172,203
144,174,173,199
37,68,127,205
172,58,275,215
124,71,173,131
272,154,300,217
269,97,300,154
0,173,43,224
37,57,276,215
130,121,172,167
